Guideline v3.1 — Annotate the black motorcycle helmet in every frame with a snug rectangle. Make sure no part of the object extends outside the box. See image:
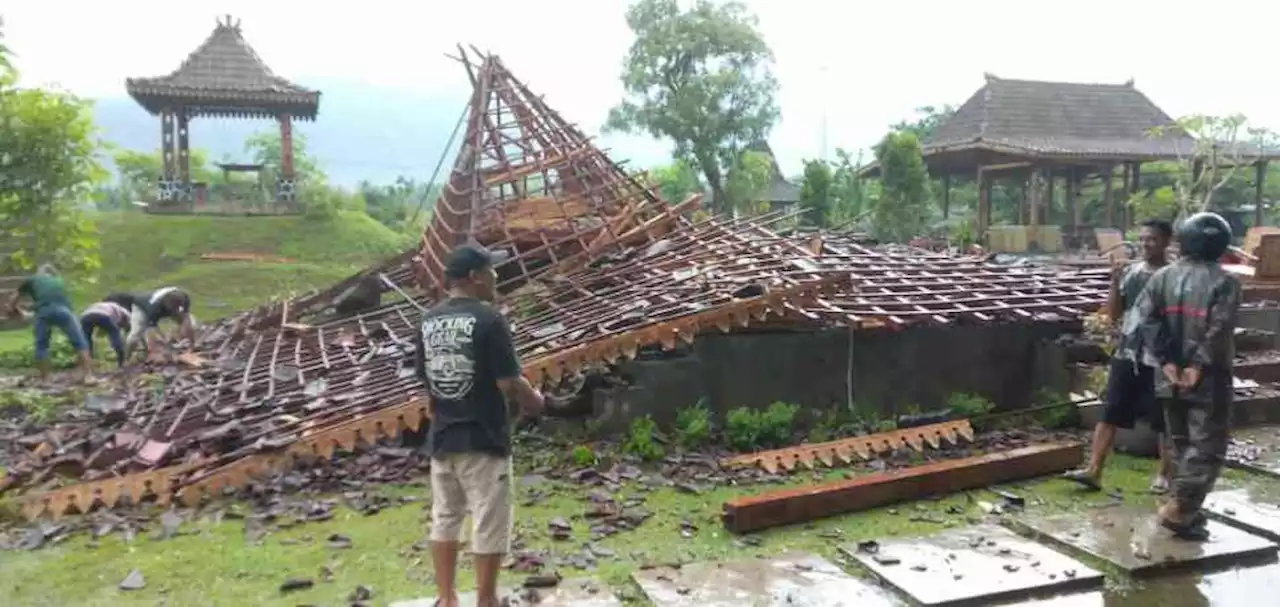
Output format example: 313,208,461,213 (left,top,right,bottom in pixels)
1176,211,1232,261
